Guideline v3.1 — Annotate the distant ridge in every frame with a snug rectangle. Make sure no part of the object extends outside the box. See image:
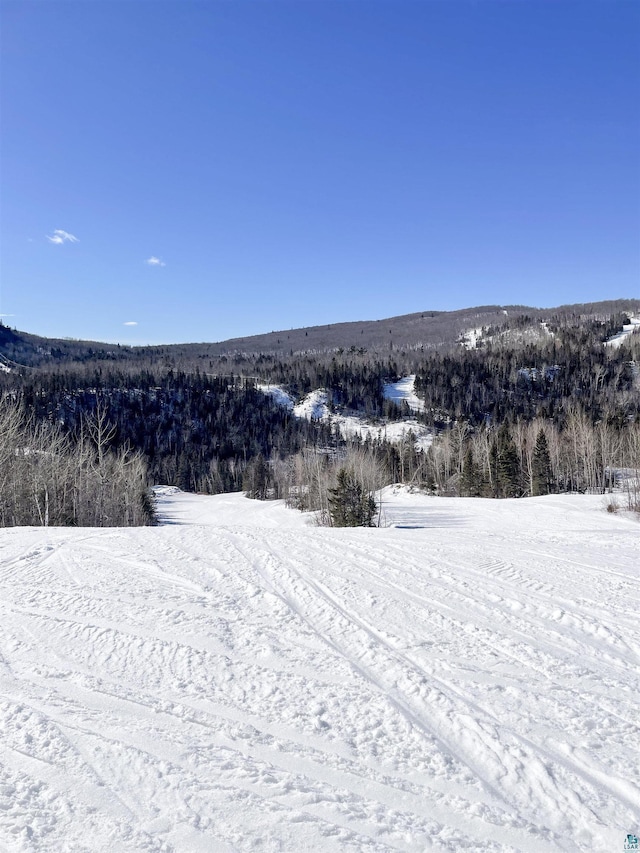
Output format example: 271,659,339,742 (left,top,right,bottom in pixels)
191,300,639,356
1,299,638,366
